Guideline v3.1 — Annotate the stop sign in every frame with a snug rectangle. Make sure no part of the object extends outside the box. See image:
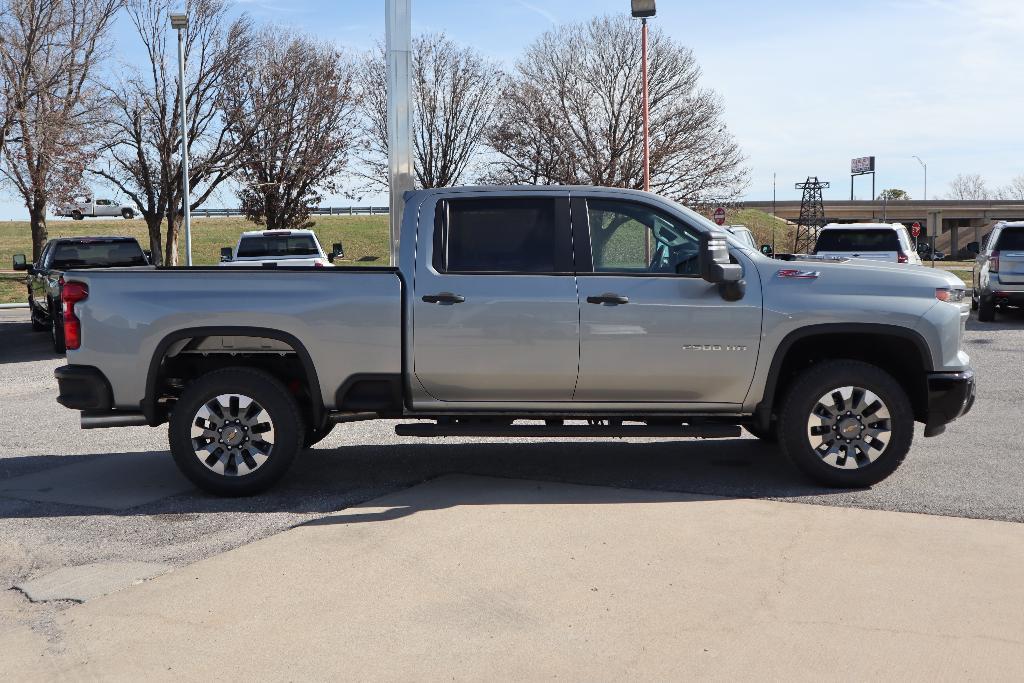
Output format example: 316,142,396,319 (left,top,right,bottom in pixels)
911,222,921,237
713,207,726,226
